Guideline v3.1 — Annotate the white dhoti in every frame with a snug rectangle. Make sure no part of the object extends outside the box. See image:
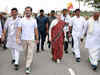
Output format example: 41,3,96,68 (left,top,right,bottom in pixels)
7,37,23,65
7,38,22,65
85,17,100,66
88,48,100,66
